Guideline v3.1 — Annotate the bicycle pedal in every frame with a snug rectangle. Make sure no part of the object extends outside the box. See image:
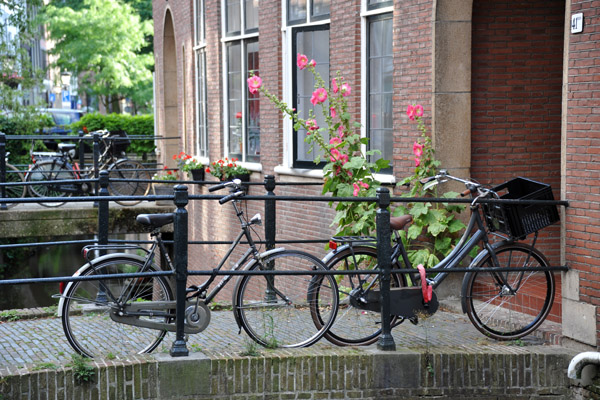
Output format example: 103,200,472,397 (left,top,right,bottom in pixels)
409,316,419,325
